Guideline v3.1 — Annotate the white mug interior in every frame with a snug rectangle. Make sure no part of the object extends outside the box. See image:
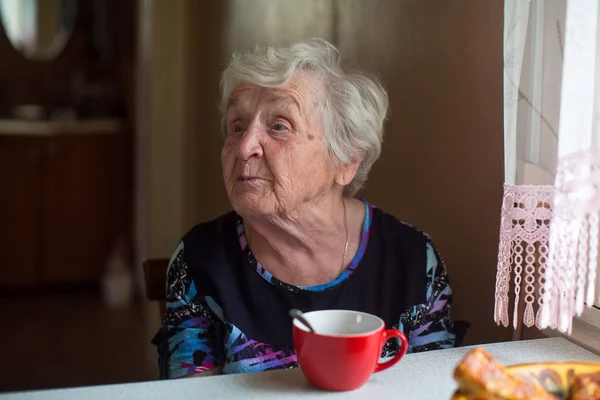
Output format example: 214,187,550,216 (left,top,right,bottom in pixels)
293,309,384,336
